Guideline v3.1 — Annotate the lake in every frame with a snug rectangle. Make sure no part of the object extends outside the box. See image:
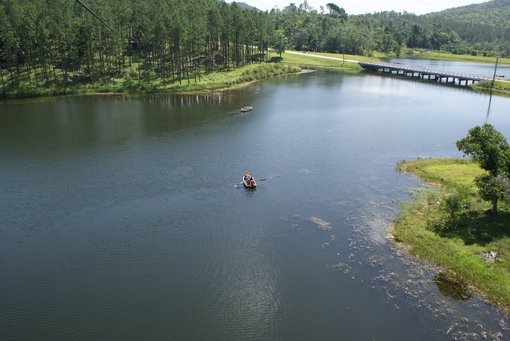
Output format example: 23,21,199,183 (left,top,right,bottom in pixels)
388,57,510,79
1,66,510,339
